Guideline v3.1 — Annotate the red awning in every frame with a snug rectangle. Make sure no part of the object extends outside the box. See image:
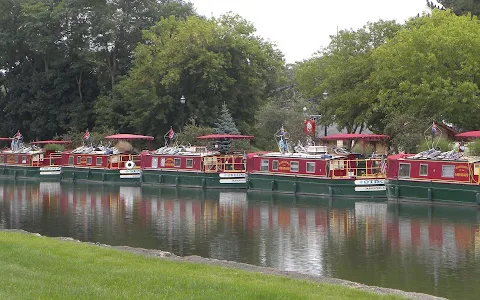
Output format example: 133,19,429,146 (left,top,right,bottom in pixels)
30,140,72,145
0,137,12,141
320,133,389,141
104,134,154,140
455,131,480,140
197,134,254,140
